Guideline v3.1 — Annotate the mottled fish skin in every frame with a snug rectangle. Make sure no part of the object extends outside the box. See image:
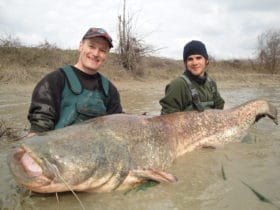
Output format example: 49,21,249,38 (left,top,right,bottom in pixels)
7,99,278,193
